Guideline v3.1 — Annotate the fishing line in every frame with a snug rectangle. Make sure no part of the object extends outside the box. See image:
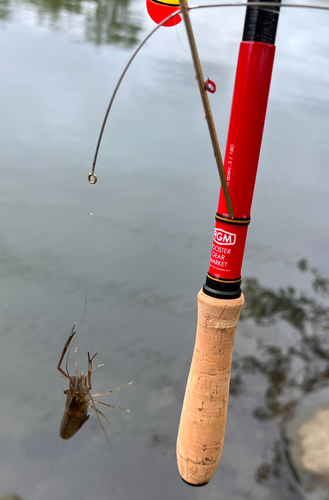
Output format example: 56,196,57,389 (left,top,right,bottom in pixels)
87,1,329,185
83,212,93,320
174,13,219,88
75,204,95,326
174,23,190,59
